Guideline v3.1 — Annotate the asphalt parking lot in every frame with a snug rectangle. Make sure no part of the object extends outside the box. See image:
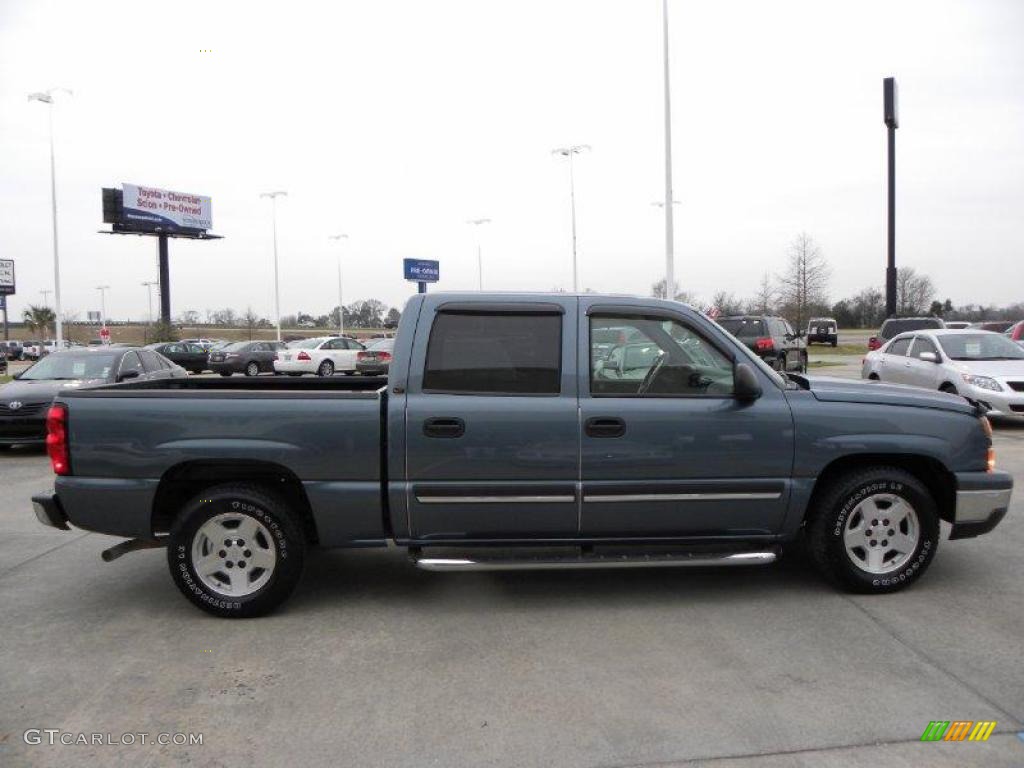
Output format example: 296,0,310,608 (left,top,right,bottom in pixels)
1,377,1023,766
